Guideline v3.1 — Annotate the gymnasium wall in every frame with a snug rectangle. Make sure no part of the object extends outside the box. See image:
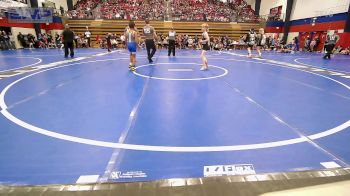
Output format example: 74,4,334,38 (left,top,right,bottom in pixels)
73,0,78,6
259,0,287,17
37,0,68,11
290,0,350,20
263,0,350,47
11,27,36,48
259,0,350,19
286,32,298,44
50,29,63,35
41,17,65,30
265,12,349,33
1,15,64,48
245,0,256,10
